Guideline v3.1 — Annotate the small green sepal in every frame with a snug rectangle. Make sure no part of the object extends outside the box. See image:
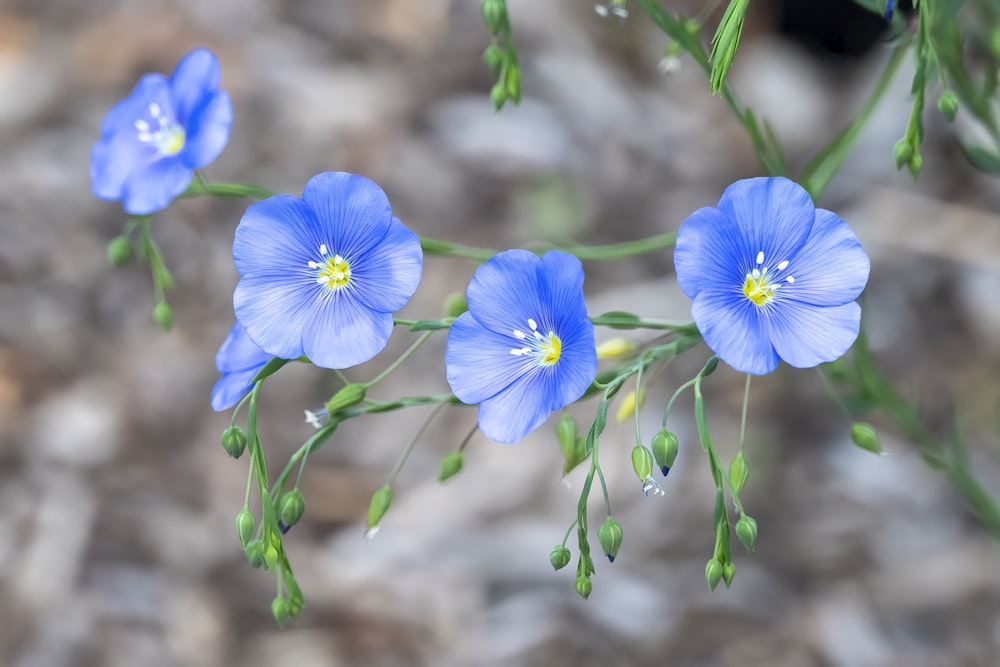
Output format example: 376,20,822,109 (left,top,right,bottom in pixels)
490,83,507,111
850,422,883,455
482,42,503,75
598,517,624,563
367,484,393,530
438,450,464,482
221,426,247,459
325,384,366,414
893,138,913,171
722,562,736,588
549,545,571,571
